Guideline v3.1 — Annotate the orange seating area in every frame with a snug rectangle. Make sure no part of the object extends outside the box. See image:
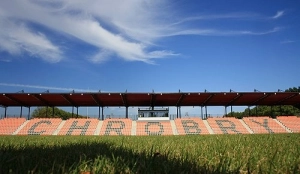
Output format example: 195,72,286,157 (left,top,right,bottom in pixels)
277,116,300,133
174,118,209,135
207,118,250,134
243,117,287,133
0,116,299,135
136,121,173,135
100,119,132,135
17,118,62,135
0,118,26,135
58,118,99,135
